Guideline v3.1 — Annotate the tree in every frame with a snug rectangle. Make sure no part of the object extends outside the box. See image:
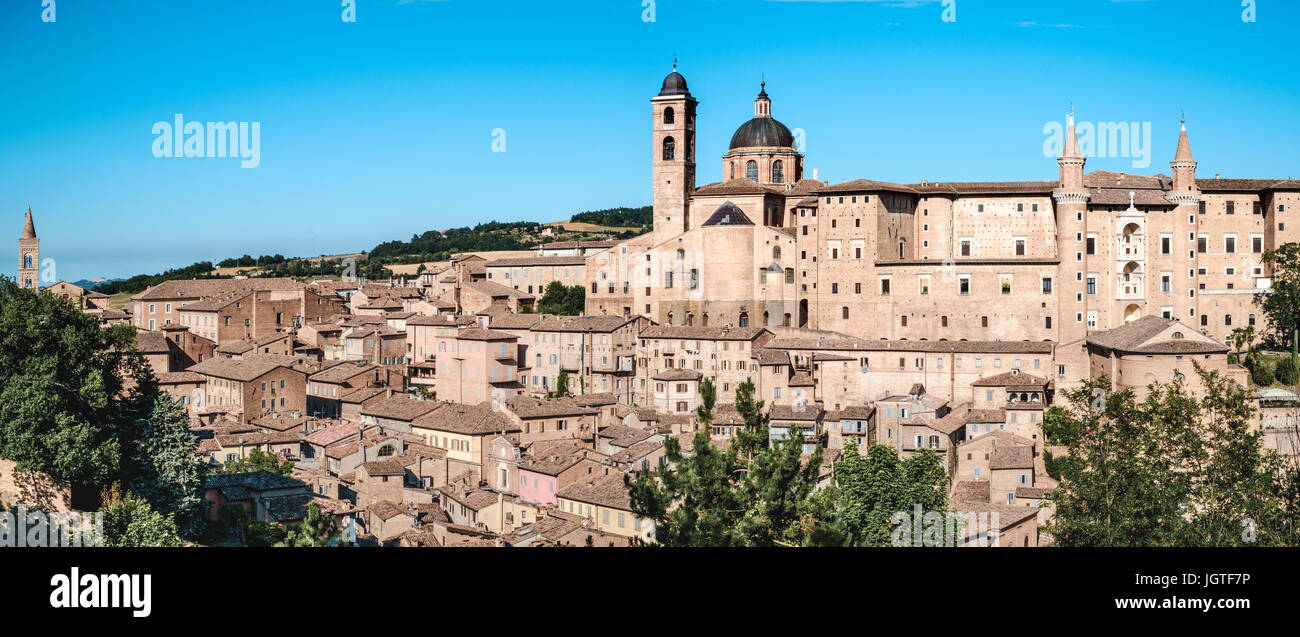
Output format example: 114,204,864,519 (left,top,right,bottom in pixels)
1045,367,1294,546
536,281,586,316
0,278,155,489
1252,359,1276,387
98,484,183,547
219,447,293,476
695,377,717,433
627,379,840,546
834,443,948,546
278,501,340,547
1259,243,1300,347
1278,356,1299,386
122,395,205,536
548,370,571,399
